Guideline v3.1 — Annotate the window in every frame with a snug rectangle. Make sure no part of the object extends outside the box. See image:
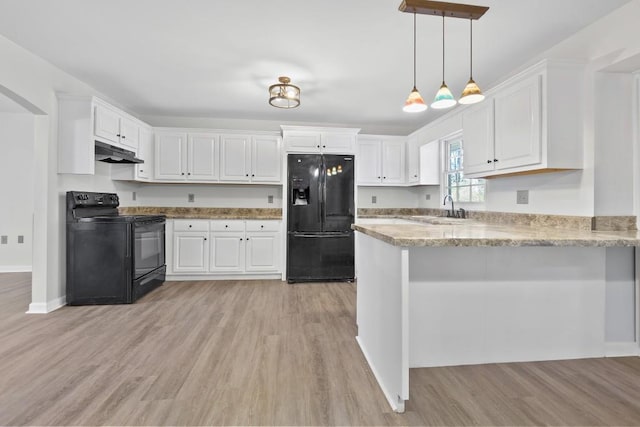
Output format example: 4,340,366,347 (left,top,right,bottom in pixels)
444,135,485,203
